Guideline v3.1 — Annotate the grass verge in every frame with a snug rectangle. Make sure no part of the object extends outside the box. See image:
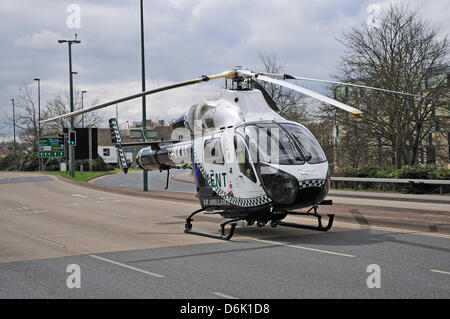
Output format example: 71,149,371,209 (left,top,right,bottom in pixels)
40,169,119,182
